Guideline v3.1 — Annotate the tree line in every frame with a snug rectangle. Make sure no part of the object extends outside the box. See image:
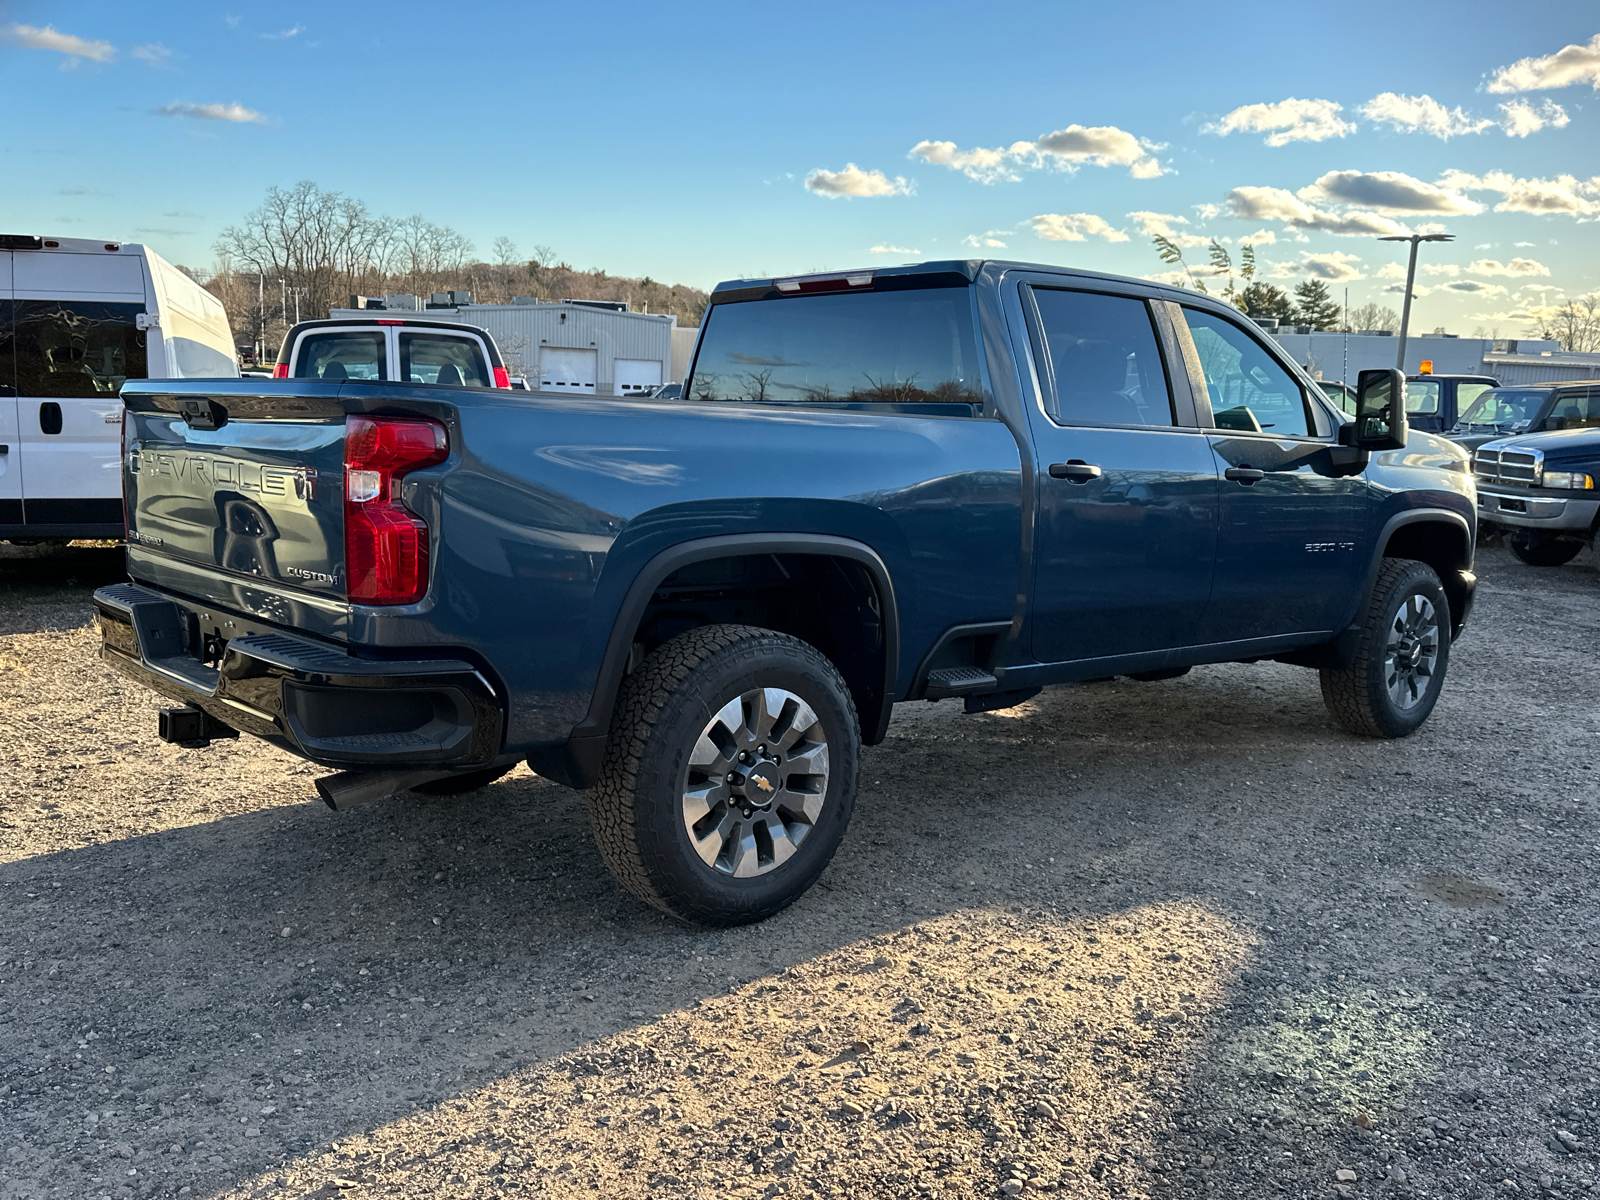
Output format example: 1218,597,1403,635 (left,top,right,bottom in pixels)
1152,236,1395,333
189,181,709,358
